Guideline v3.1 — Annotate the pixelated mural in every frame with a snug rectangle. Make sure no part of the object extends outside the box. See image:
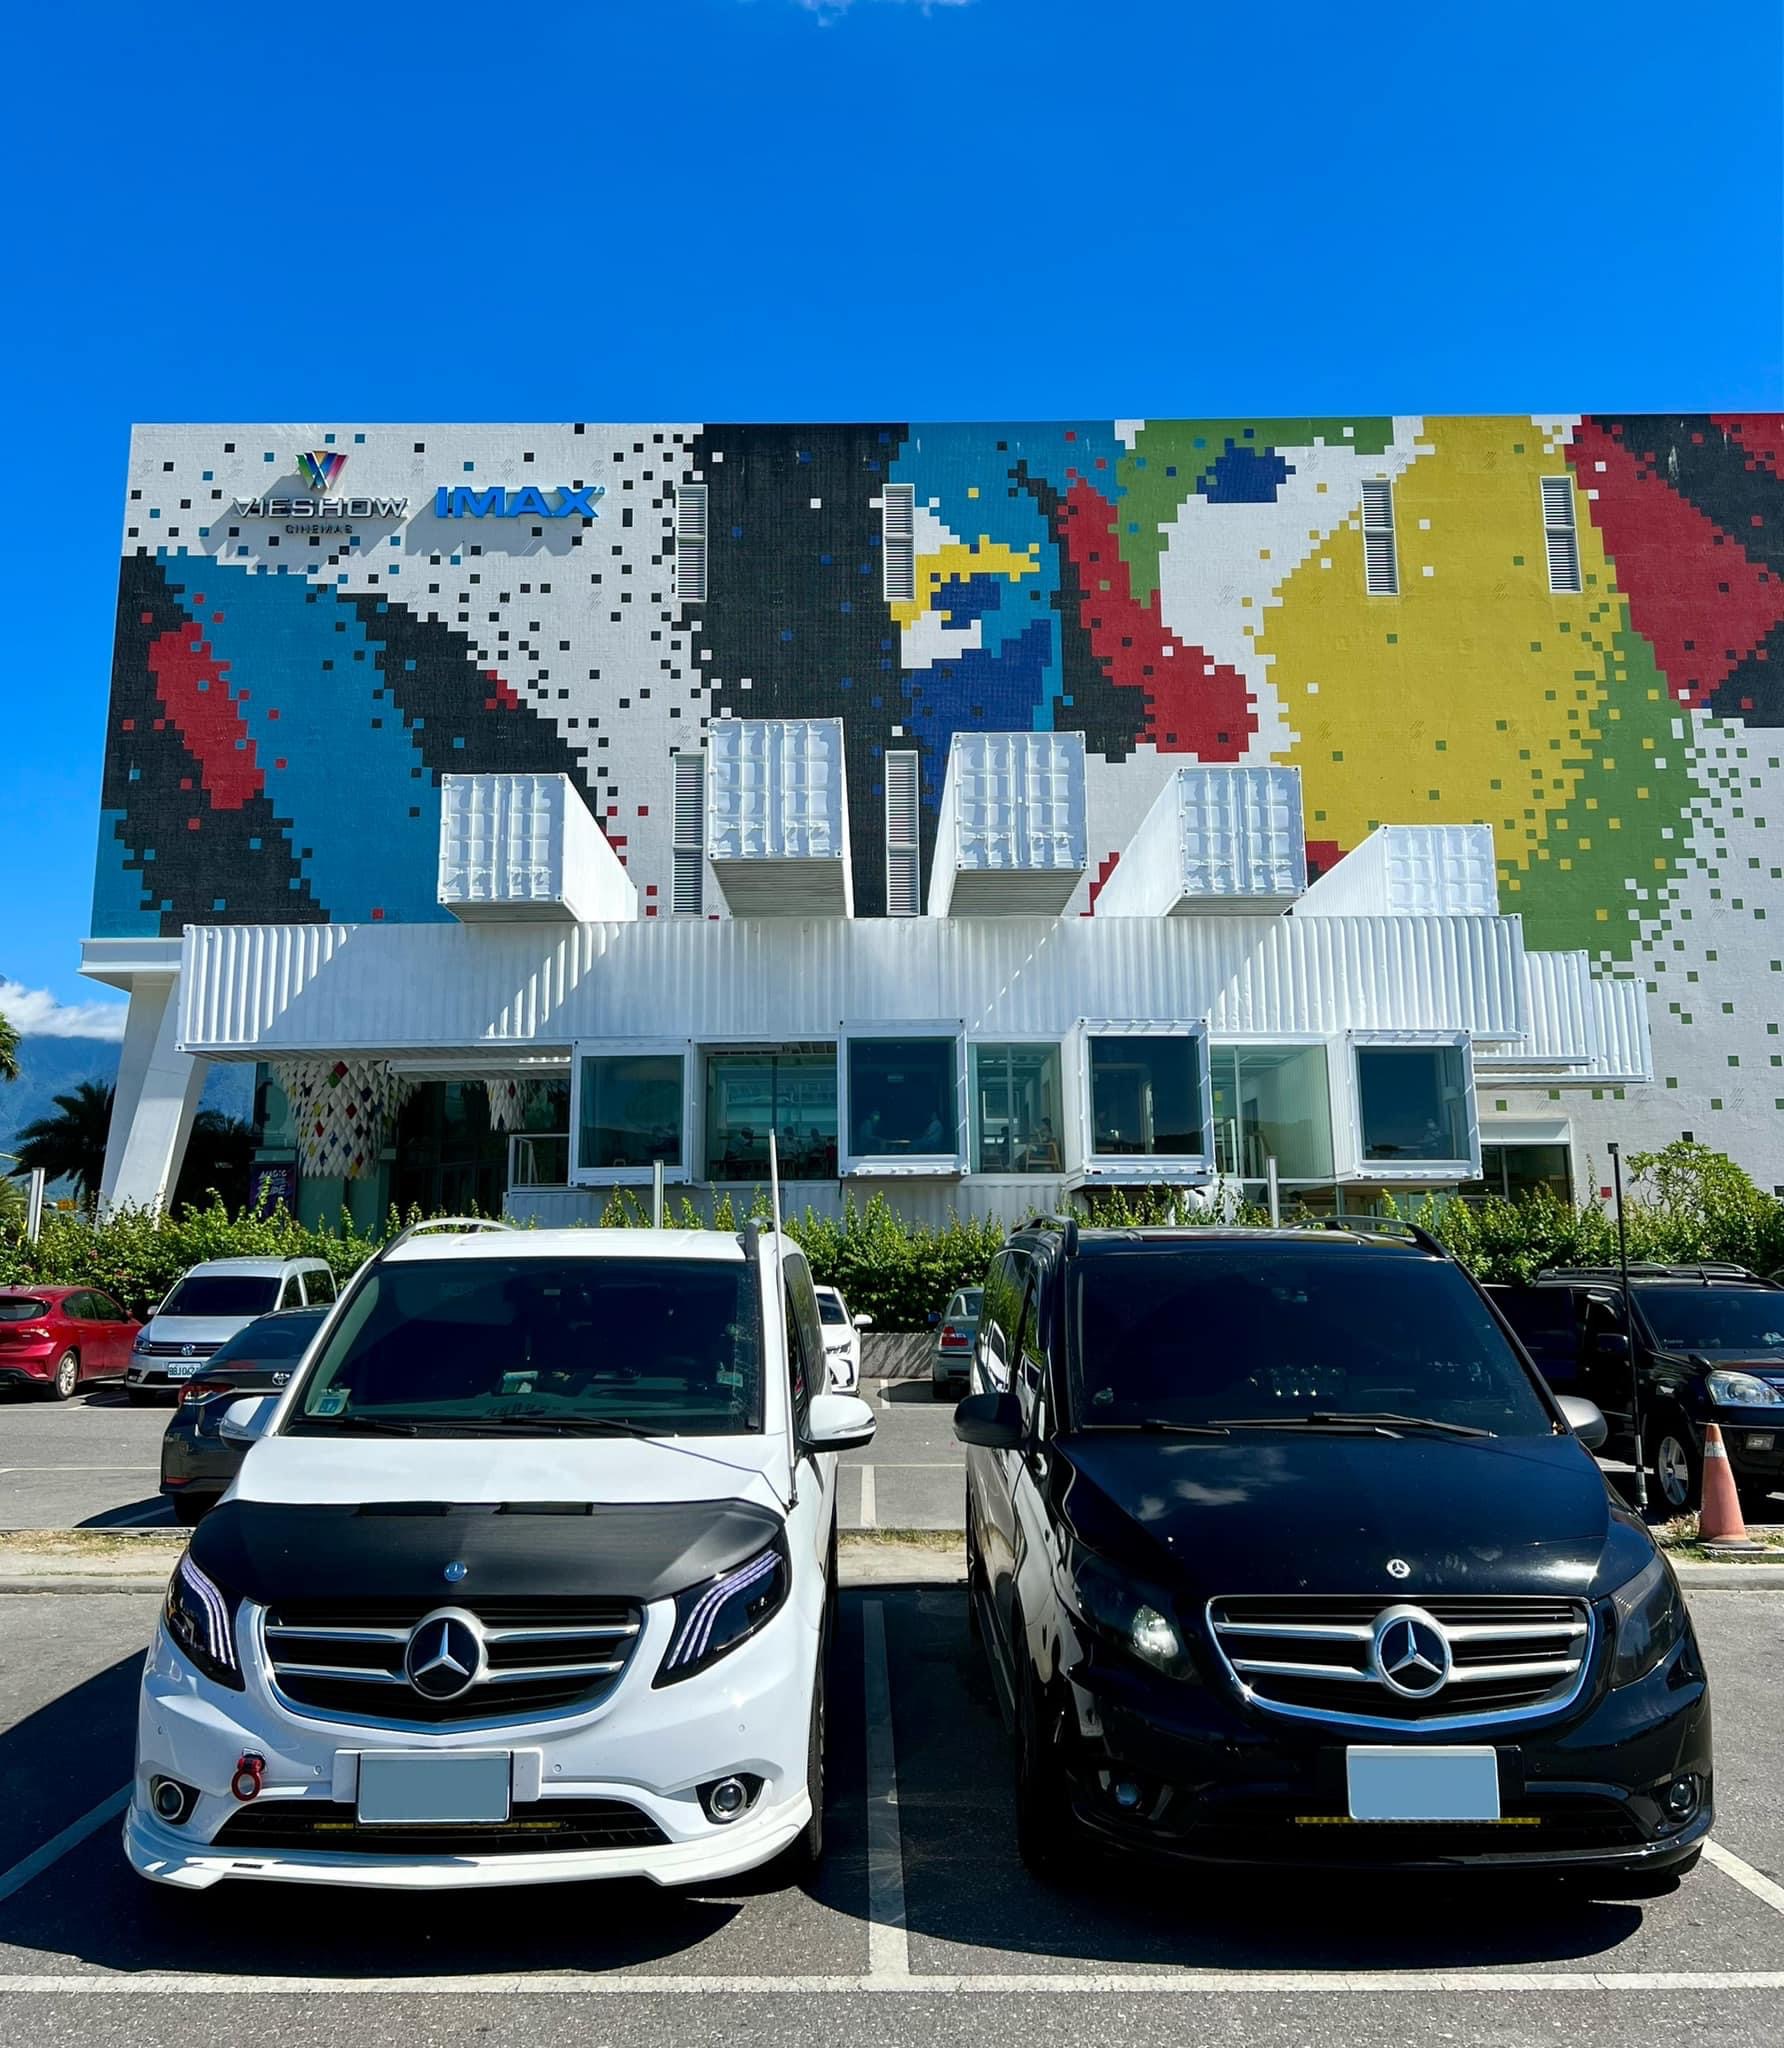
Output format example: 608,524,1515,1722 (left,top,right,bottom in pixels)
95,416,1784,1181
